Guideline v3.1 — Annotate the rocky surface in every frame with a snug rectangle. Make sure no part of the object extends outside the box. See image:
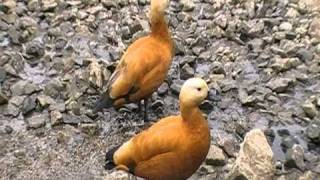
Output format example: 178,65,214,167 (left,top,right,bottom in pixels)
227,129,275,180
0,0,320,179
